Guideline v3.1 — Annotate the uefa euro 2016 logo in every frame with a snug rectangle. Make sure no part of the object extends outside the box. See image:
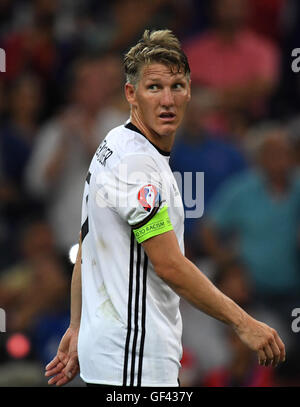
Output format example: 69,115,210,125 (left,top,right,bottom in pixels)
0,48,5,72
0,308,6,332
138,185,161,212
